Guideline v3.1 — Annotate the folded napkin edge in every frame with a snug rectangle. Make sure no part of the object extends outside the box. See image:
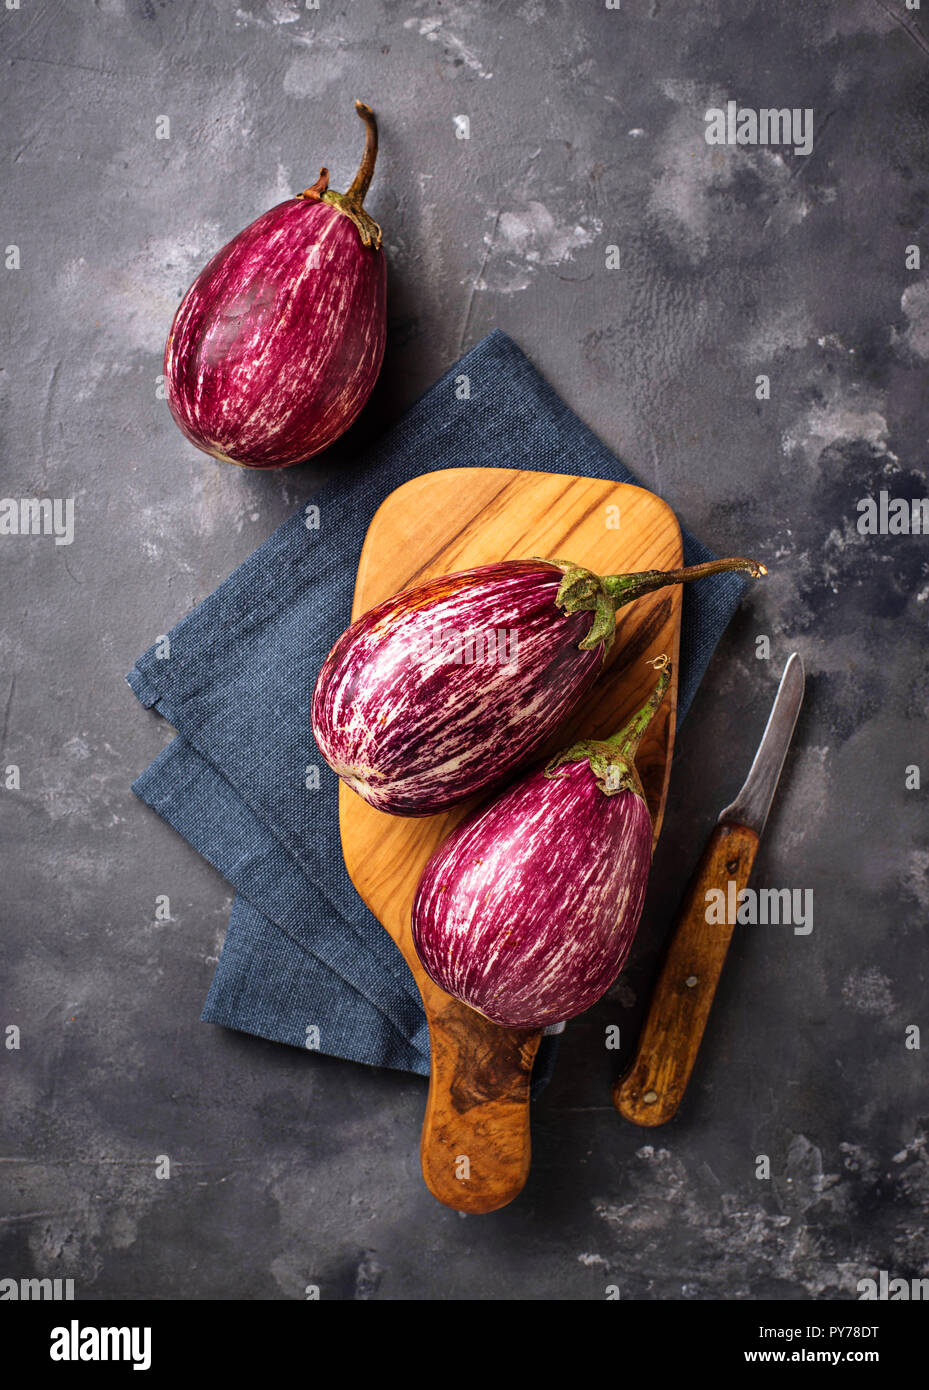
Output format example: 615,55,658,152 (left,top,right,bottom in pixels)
126,664,159,709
